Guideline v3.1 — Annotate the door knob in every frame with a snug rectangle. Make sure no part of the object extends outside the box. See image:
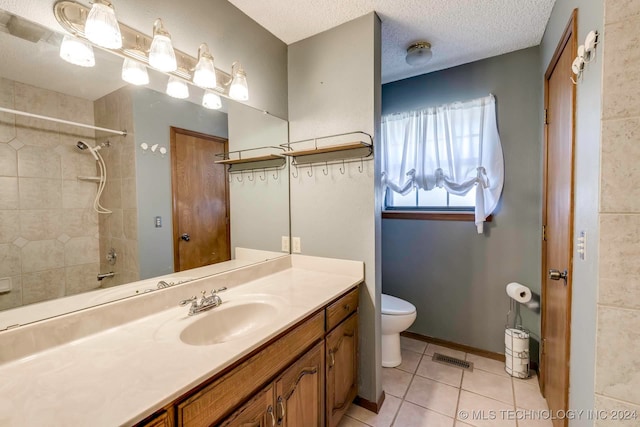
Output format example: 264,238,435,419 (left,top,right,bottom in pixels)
548,269,568,281
181,233,190,242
